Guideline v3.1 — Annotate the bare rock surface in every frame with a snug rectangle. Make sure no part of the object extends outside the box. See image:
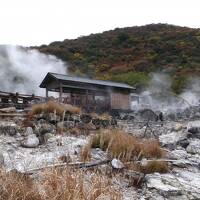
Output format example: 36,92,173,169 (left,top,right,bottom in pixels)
0,133,87,171
146,170,200,199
